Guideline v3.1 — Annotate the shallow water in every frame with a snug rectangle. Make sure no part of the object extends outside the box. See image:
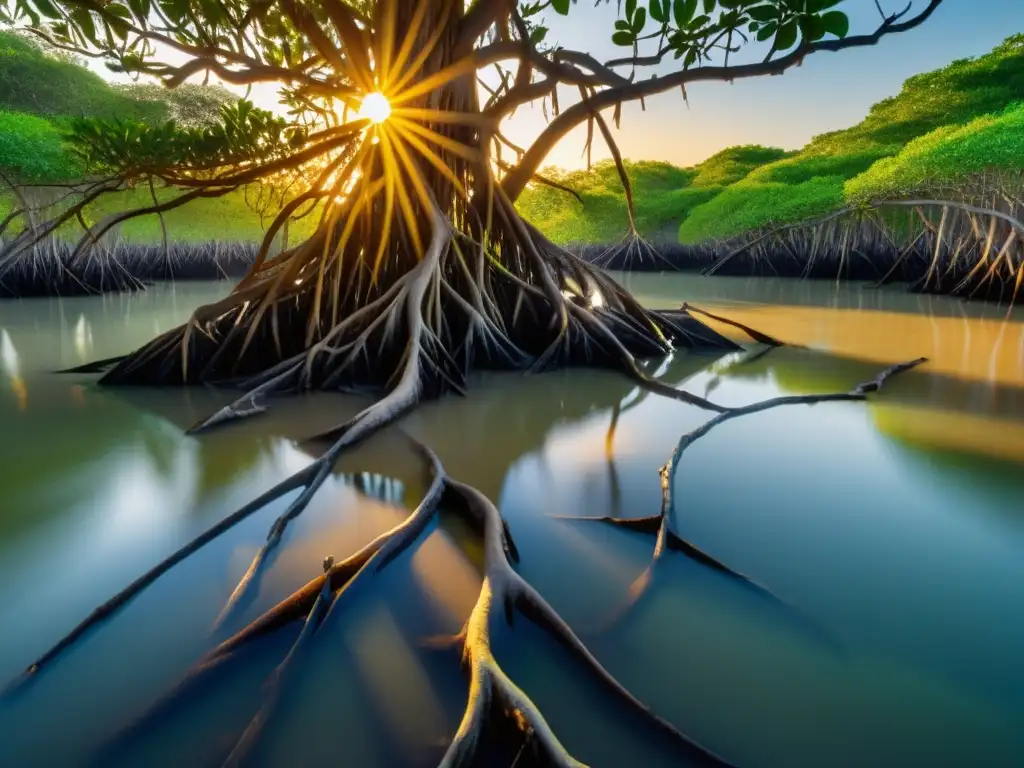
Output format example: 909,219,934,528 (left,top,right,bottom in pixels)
0,275,1022,768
